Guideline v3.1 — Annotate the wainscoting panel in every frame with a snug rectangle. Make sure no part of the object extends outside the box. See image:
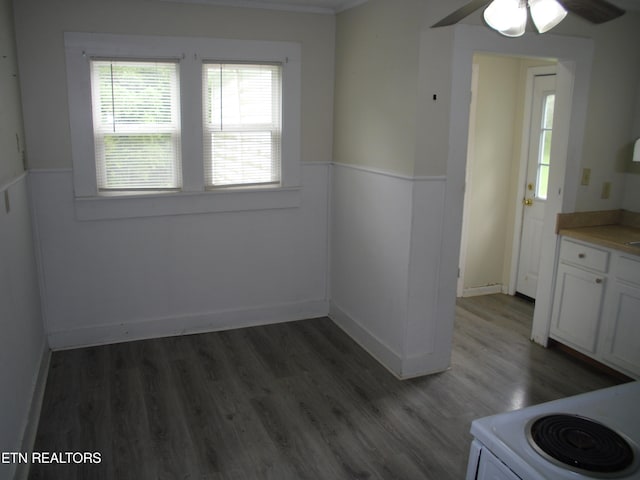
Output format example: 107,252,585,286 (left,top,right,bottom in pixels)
29,164,330,349
0,173,48,480
329,163,450,378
